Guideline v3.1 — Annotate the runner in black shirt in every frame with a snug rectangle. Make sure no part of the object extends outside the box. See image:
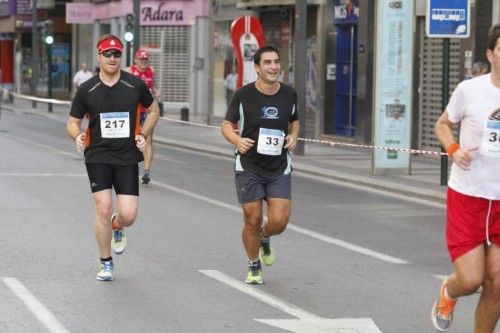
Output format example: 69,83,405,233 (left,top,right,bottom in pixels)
221,45,300,284
66,34,160,281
